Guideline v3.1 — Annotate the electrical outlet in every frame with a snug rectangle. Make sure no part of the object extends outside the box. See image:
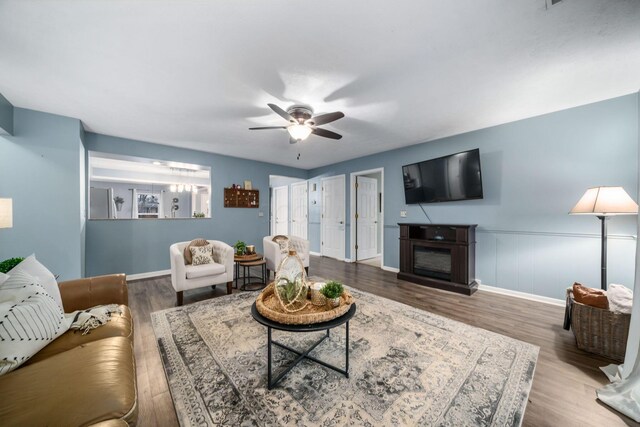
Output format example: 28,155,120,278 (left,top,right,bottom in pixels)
258,211,264,217
400,210,407,218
